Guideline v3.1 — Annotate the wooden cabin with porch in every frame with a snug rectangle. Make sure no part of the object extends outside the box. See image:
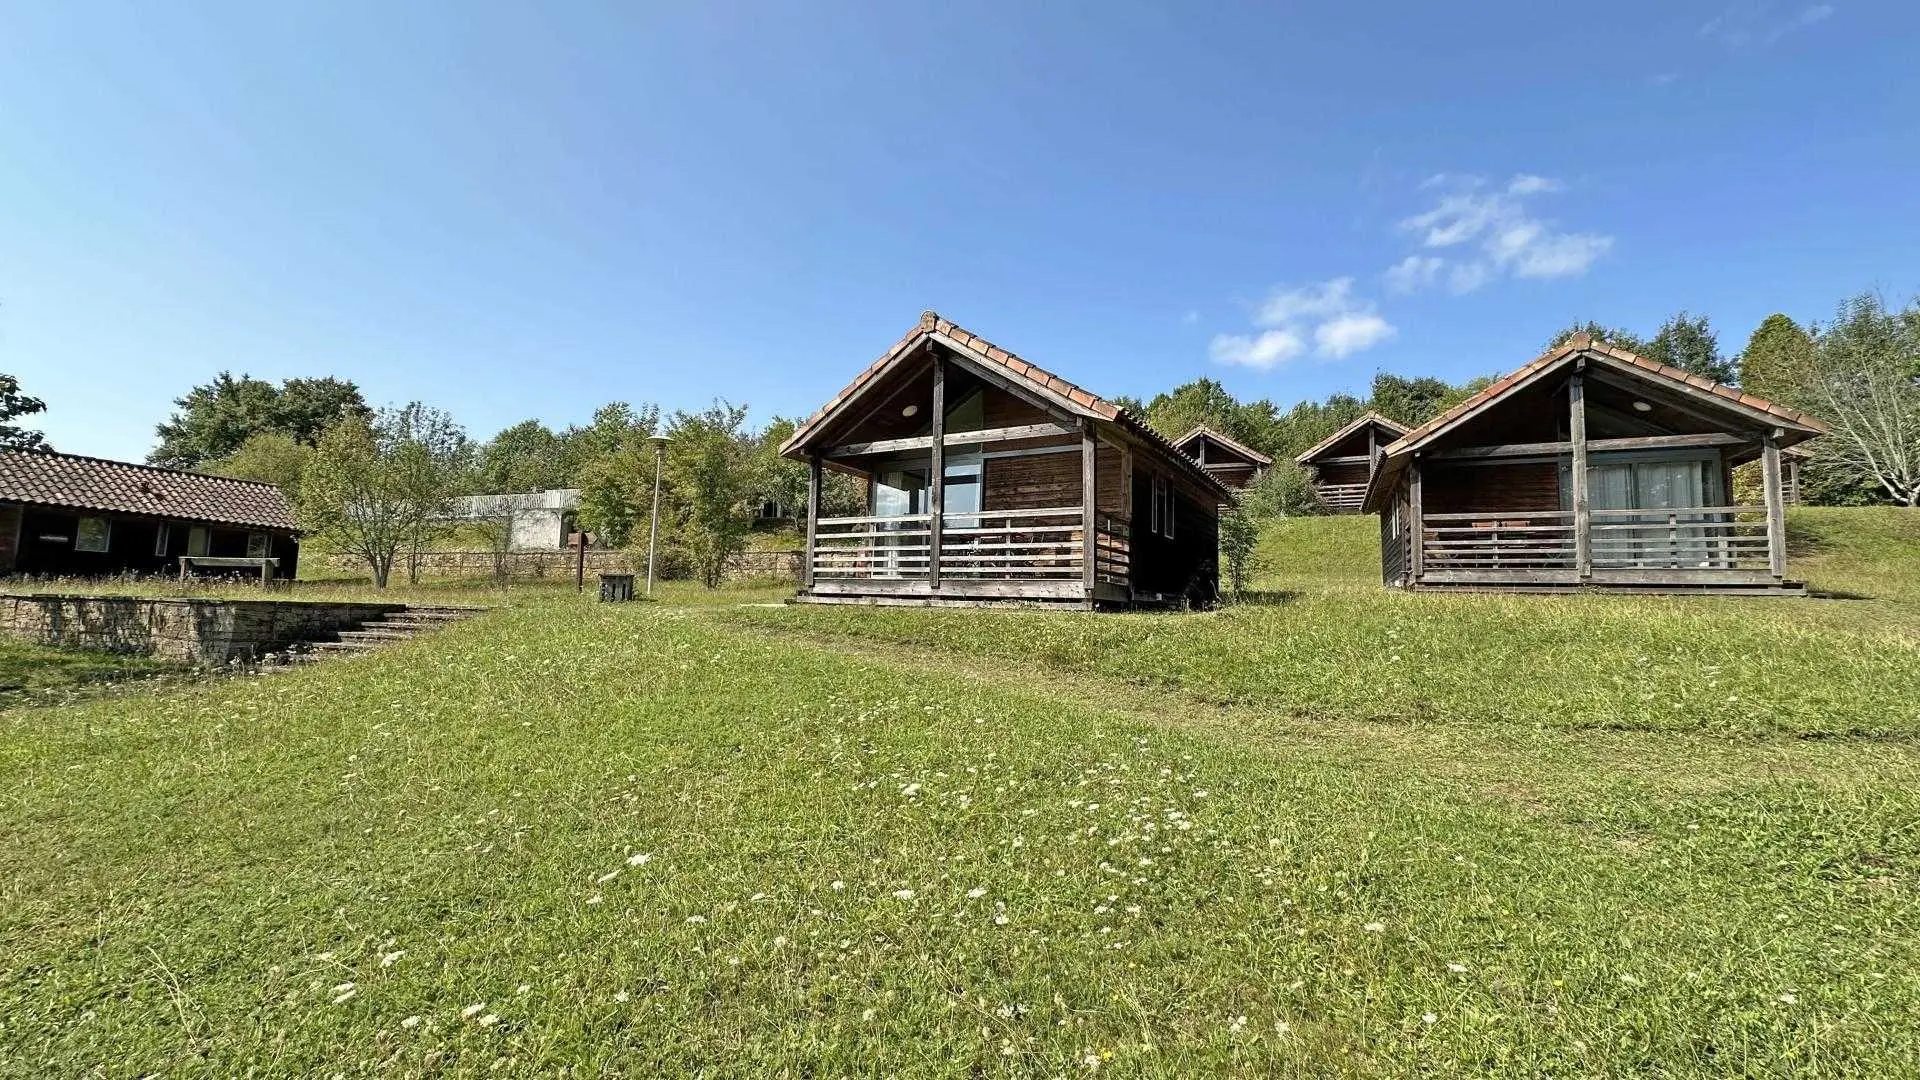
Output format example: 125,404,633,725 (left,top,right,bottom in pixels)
1295,413,1409,513
1171,426,1272,492
1363,333,1826,594
781,312,1232,608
